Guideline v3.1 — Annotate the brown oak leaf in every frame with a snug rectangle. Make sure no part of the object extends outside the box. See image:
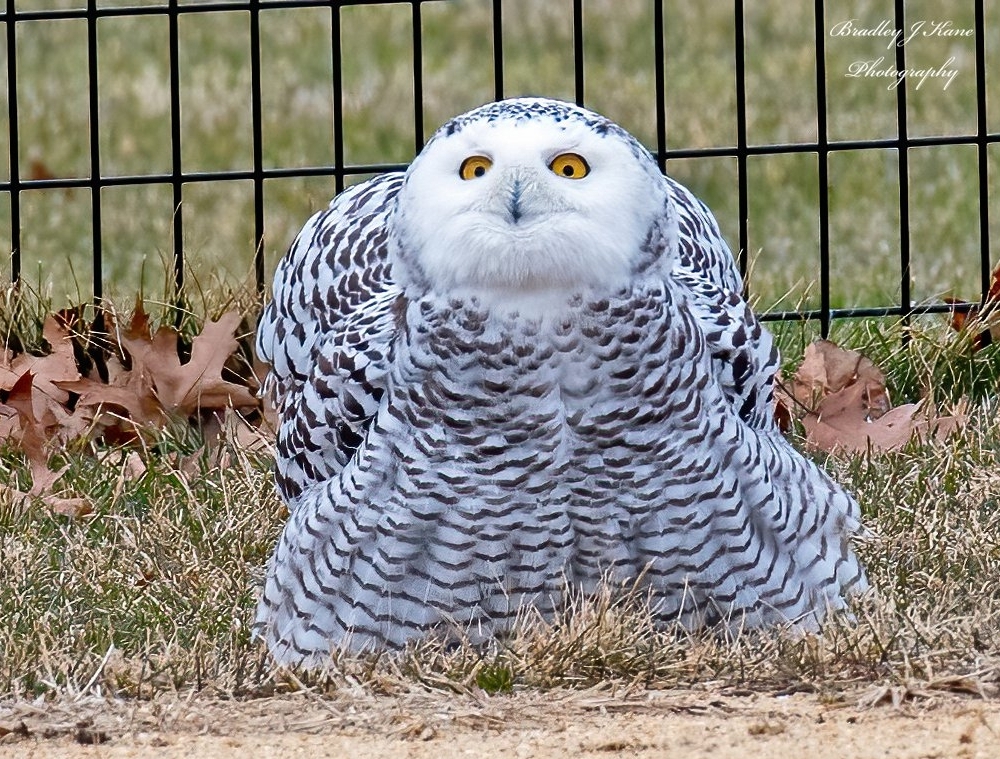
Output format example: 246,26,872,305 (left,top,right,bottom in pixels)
801,383,966,454
942,262,1000,350
2,372,92,515
58,308,259,436
776,340,965,453
779,339,890,418
0,315,82,419
120,310,258,417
